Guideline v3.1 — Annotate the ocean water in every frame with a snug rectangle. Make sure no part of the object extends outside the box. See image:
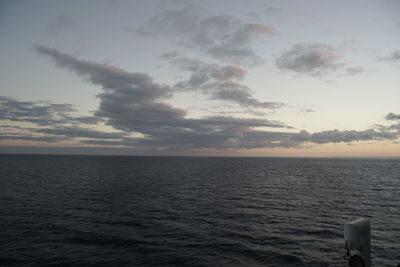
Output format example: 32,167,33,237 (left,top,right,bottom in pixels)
0,154,399,267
